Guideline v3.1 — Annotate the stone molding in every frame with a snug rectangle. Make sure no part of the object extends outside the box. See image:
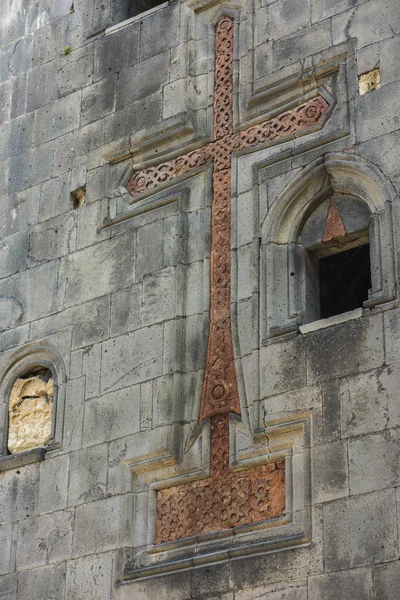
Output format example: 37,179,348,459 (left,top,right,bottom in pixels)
120,412,311,581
